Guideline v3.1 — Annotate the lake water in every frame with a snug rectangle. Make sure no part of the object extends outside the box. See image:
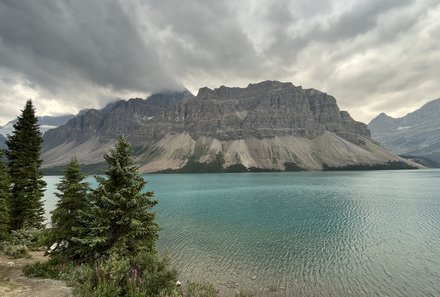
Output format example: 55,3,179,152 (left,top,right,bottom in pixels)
43,169,440,296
